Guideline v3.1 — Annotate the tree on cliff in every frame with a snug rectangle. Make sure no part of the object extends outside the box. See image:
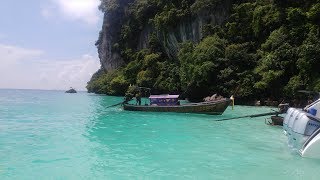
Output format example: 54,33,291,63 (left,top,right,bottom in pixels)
88,0,320,102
